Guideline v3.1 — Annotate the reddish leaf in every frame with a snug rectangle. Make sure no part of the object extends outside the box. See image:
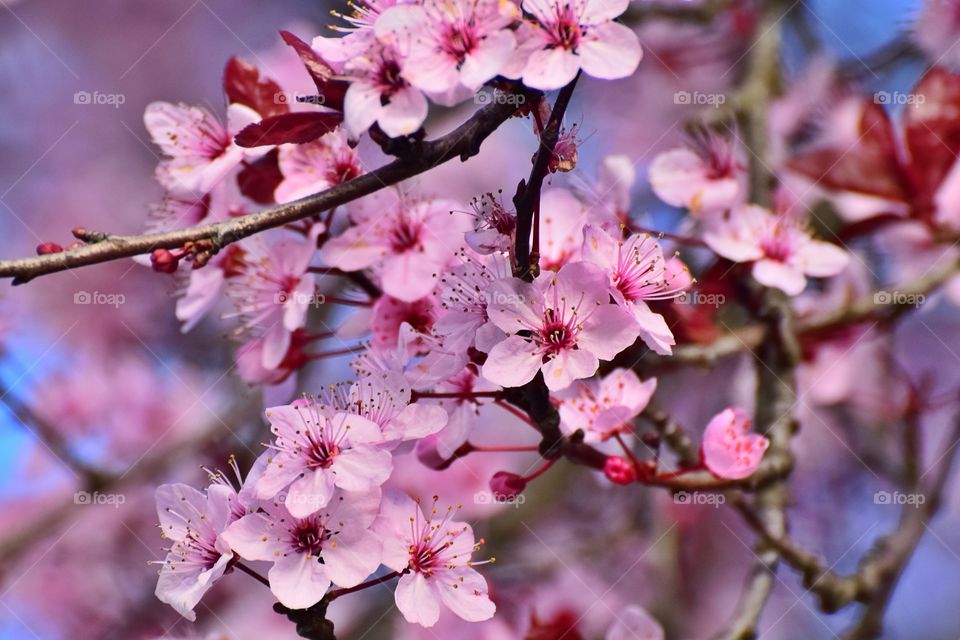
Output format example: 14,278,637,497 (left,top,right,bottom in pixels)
235,111,343,147
904,67,960,197
279,30,348,112
787,101,908,202
237,149,284,204
224,57,288,118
